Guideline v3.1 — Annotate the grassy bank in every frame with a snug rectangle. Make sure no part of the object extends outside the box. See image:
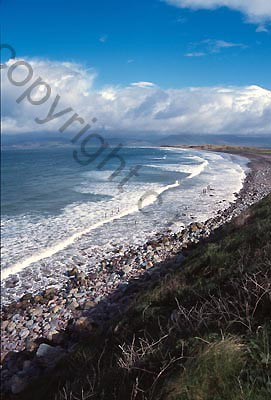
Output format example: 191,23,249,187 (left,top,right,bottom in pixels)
16,194,271,400
162,145,271,155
